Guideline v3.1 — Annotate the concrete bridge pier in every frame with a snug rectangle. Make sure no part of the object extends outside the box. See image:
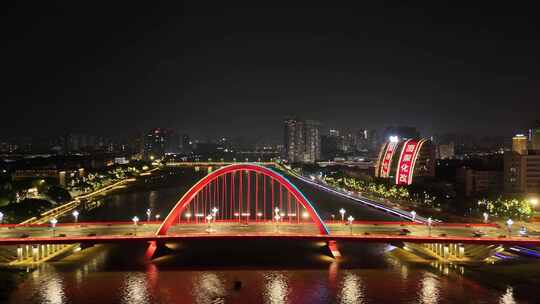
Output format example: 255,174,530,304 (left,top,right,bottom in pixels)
326,240,342,259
